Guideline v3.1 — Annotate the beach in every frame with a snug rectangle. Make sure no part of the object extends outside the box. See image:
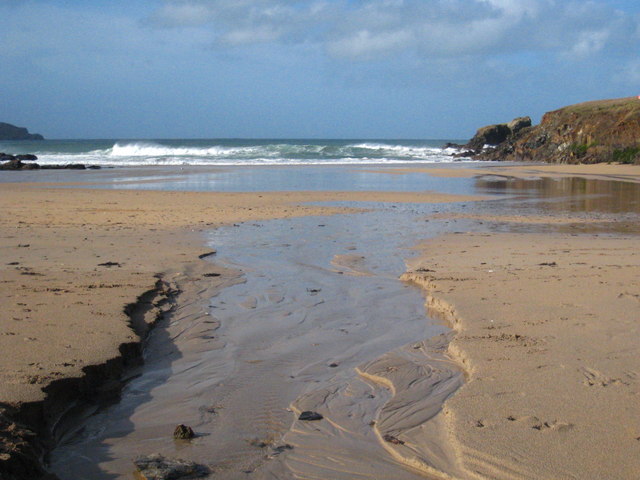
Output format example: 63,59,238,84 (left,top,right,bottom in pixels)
1,163,639,479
